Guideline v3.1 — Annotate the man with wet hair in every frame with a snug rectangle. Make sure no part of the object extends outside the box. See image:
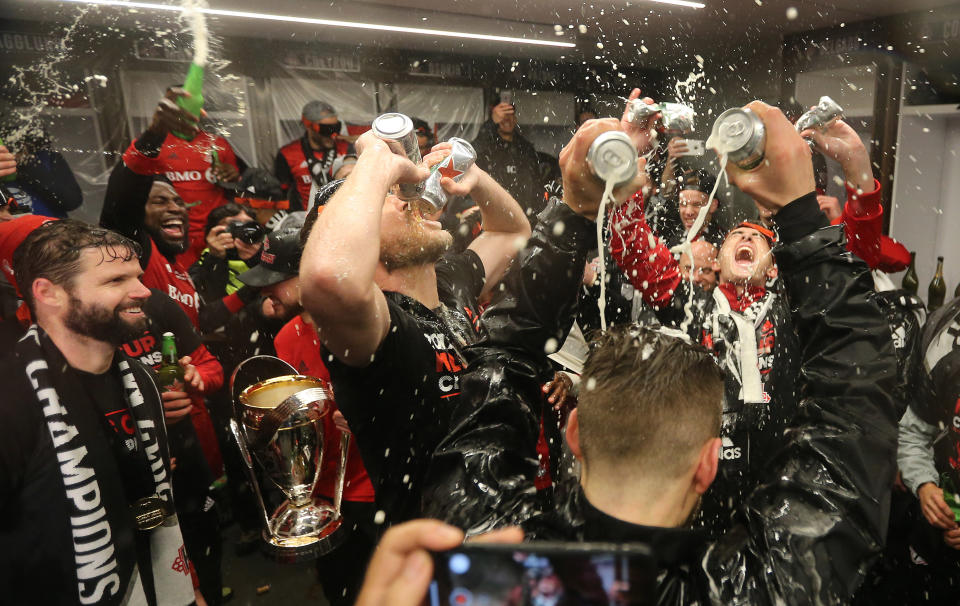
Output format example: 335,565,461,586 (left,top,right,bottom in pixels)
0,219,199,606
678,239,718,291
